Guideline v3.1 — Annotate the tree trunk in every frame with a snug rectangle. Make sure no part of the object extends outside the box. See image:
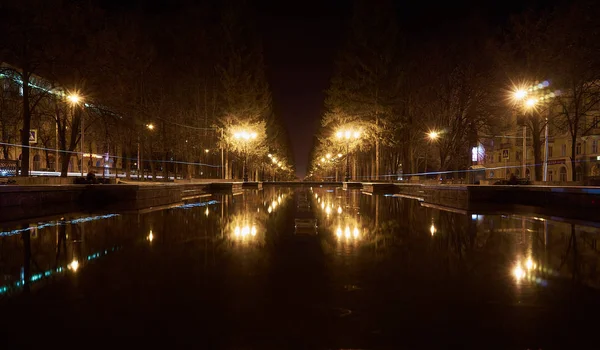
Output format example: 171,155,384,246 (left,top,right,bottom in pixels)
125,144,131,179
375,138,380,181
530,118,543,182
60,152,70,175
20,73,32,176
570,136,577,182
